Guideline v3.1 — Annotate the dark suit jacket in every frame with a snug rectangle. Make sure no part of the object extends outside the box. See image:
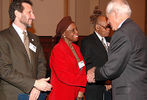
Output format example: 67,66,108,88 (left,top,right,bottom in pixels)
0,26,47,100
81,32,110,100
95,18,147,100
